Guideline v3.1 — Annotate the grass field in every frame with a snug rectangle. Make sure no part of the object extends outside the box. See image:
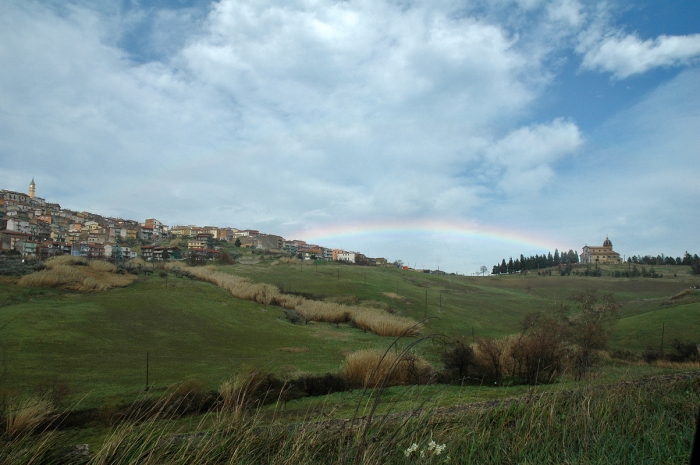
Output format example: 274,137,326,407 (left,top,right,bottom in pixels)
0,259,698,410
